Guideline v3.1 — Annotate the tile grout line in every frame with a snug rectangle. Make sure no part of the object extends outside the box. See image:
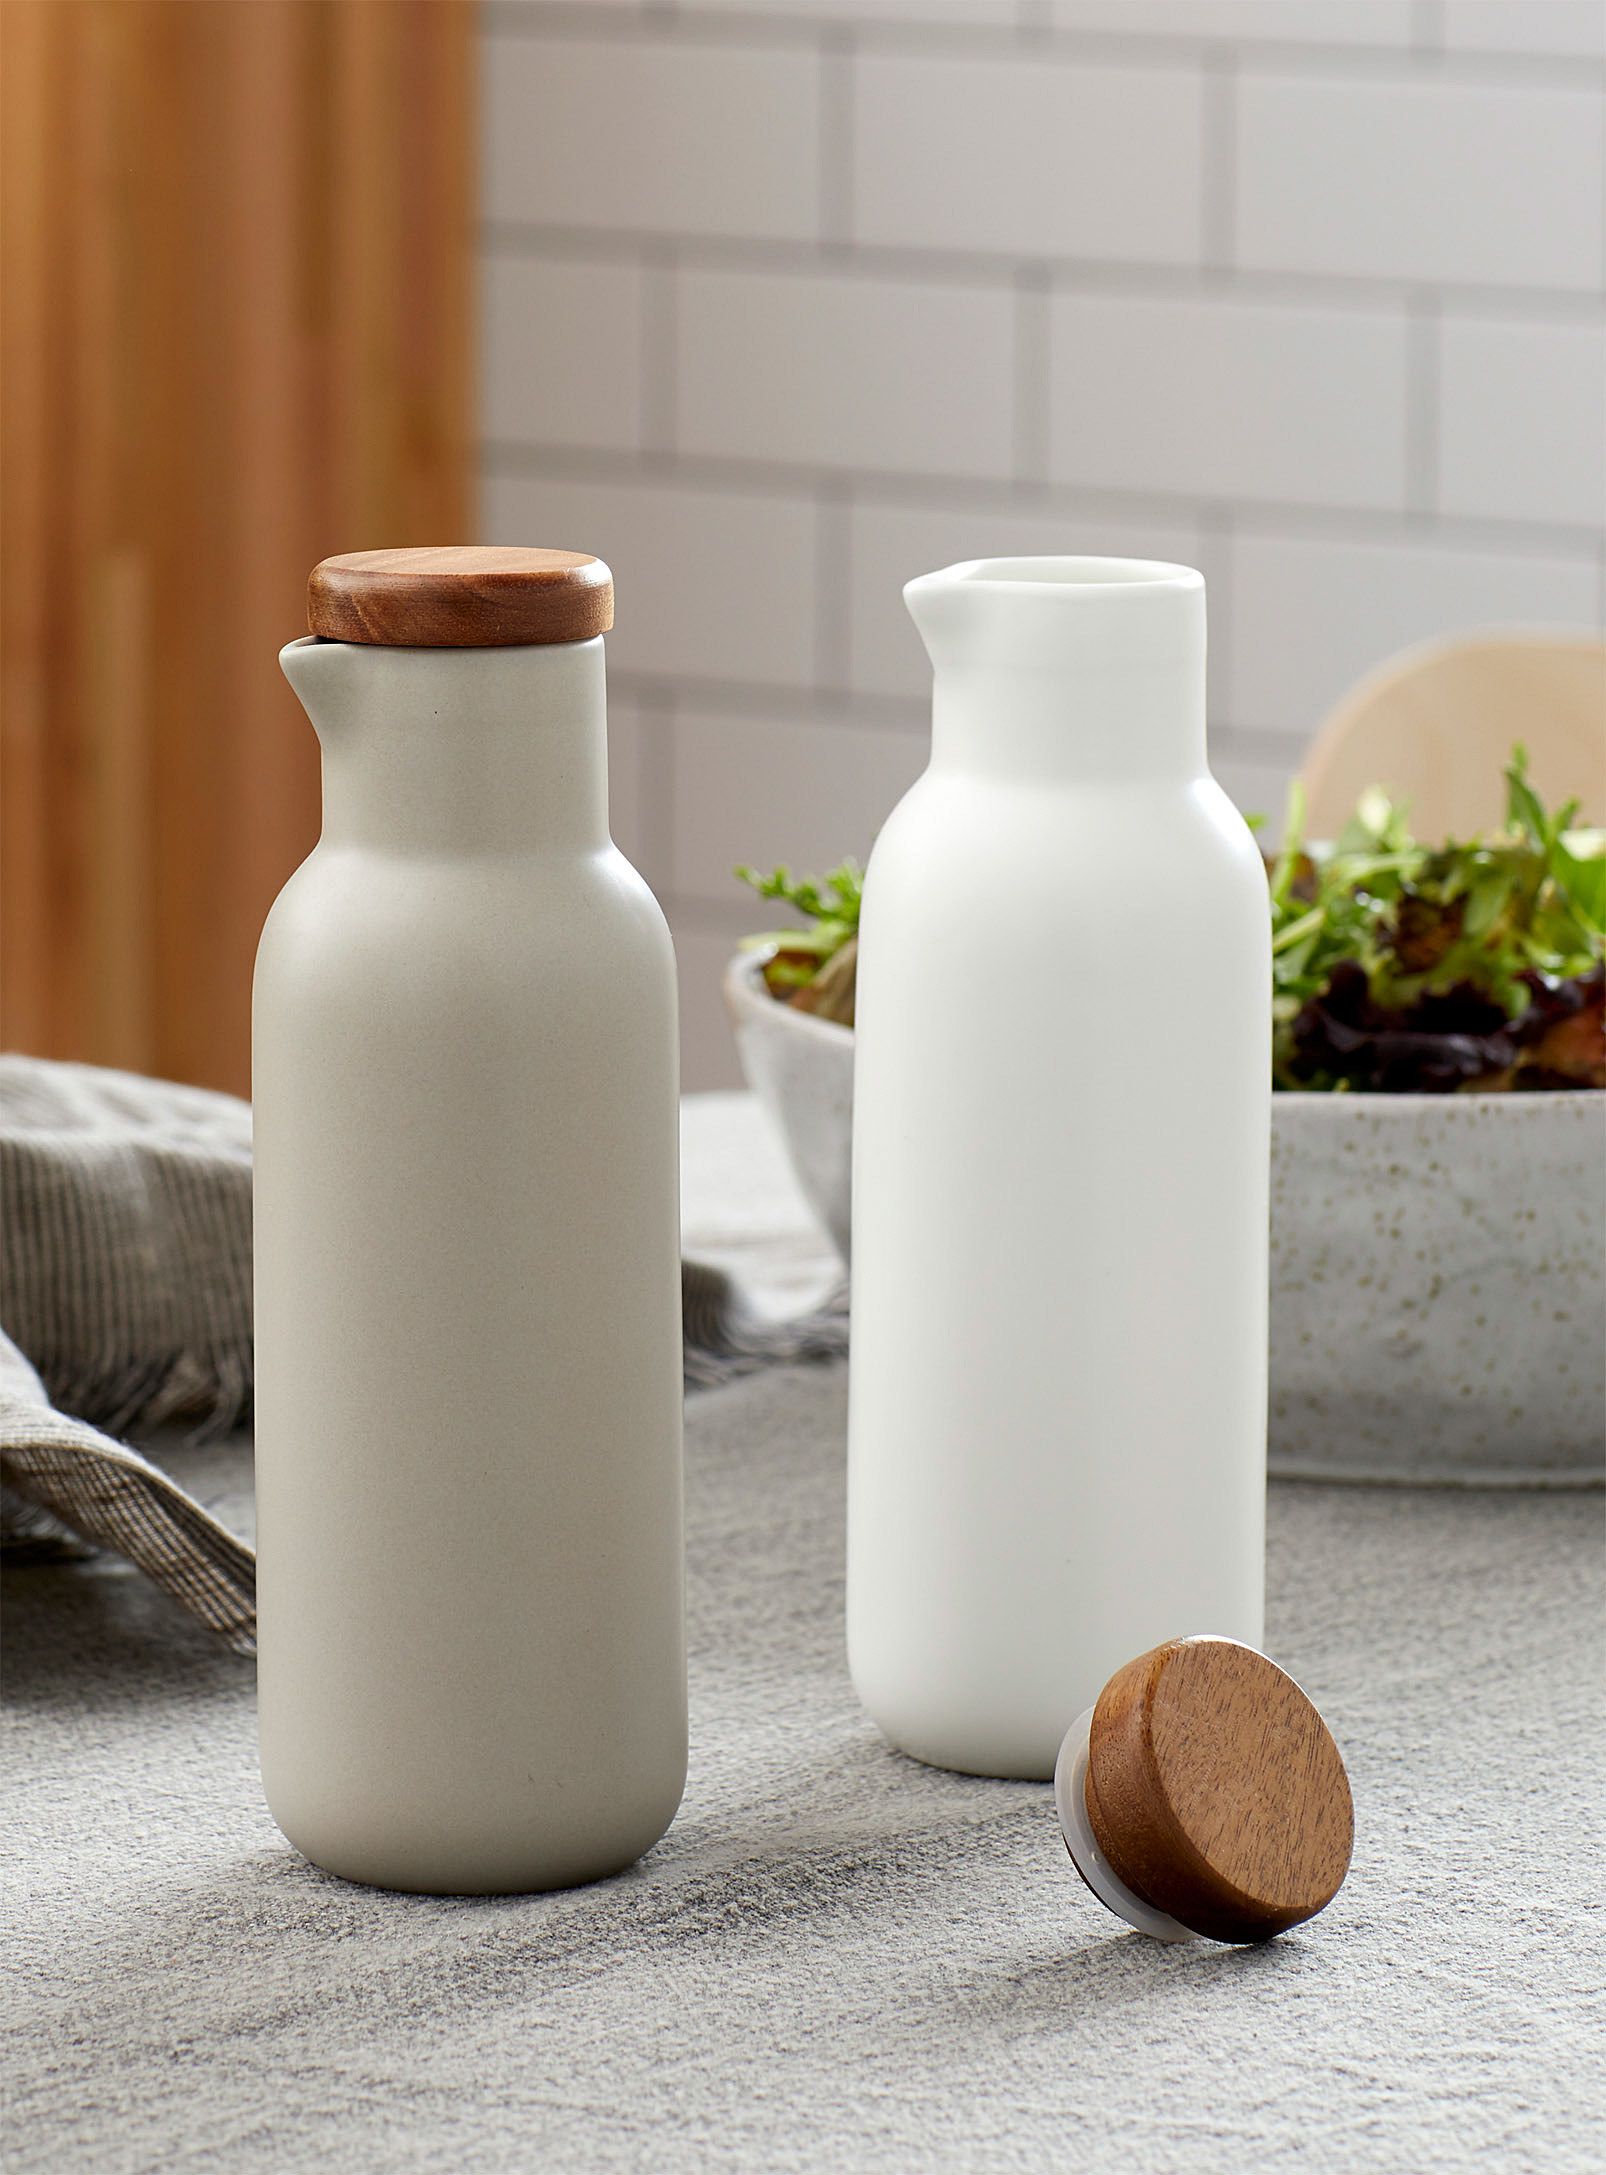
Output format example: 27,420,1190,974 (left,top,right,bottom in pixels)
480,223,1606,324
819,27,855,254
615,699,651,874
481,4,1605,91
639,242,679,461
1012,265,1052,491
1201,43,1237,283
610,670,930,735
1409,0,1446,61
814,480,853,696
480,438,1606,562
1197,503,1235,740
1405,287,1441,524
607,666,1315,771
637,683,678,903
